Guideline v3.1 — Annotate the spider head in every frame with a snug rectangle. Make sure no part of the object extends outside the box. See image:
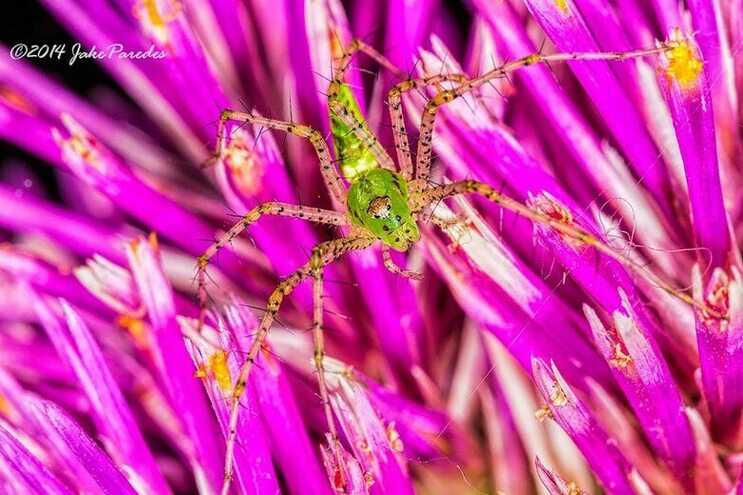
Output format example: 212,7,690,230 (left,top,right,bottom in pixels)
347,168,420,251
